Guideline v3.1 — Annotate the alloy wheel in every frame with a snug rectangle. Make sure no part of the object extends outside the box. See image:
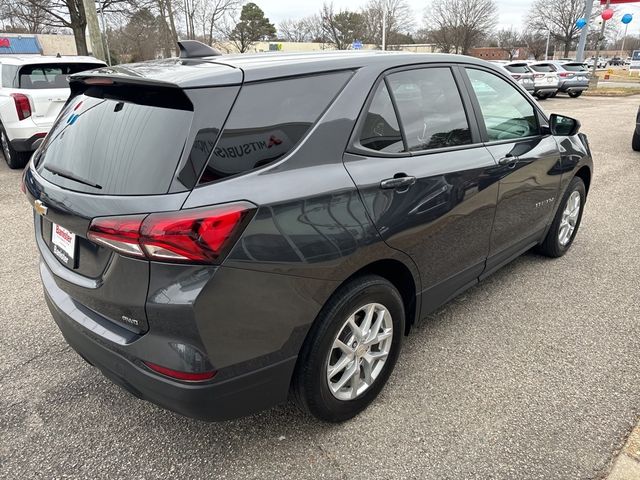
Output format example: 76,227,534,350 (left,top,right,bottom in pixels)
558,190,581,246
326,303,393,401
